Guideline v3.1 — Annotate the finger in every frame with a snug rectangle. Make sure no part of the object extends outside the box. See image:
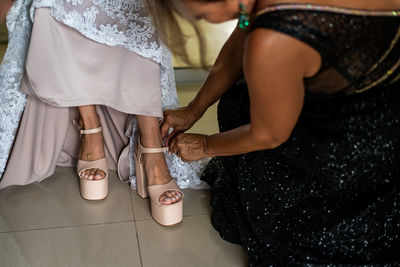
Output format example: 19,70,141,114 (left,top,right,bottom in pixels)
178,153,187,162
165,129,179,146
160,118,172,140
169,138,179,154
